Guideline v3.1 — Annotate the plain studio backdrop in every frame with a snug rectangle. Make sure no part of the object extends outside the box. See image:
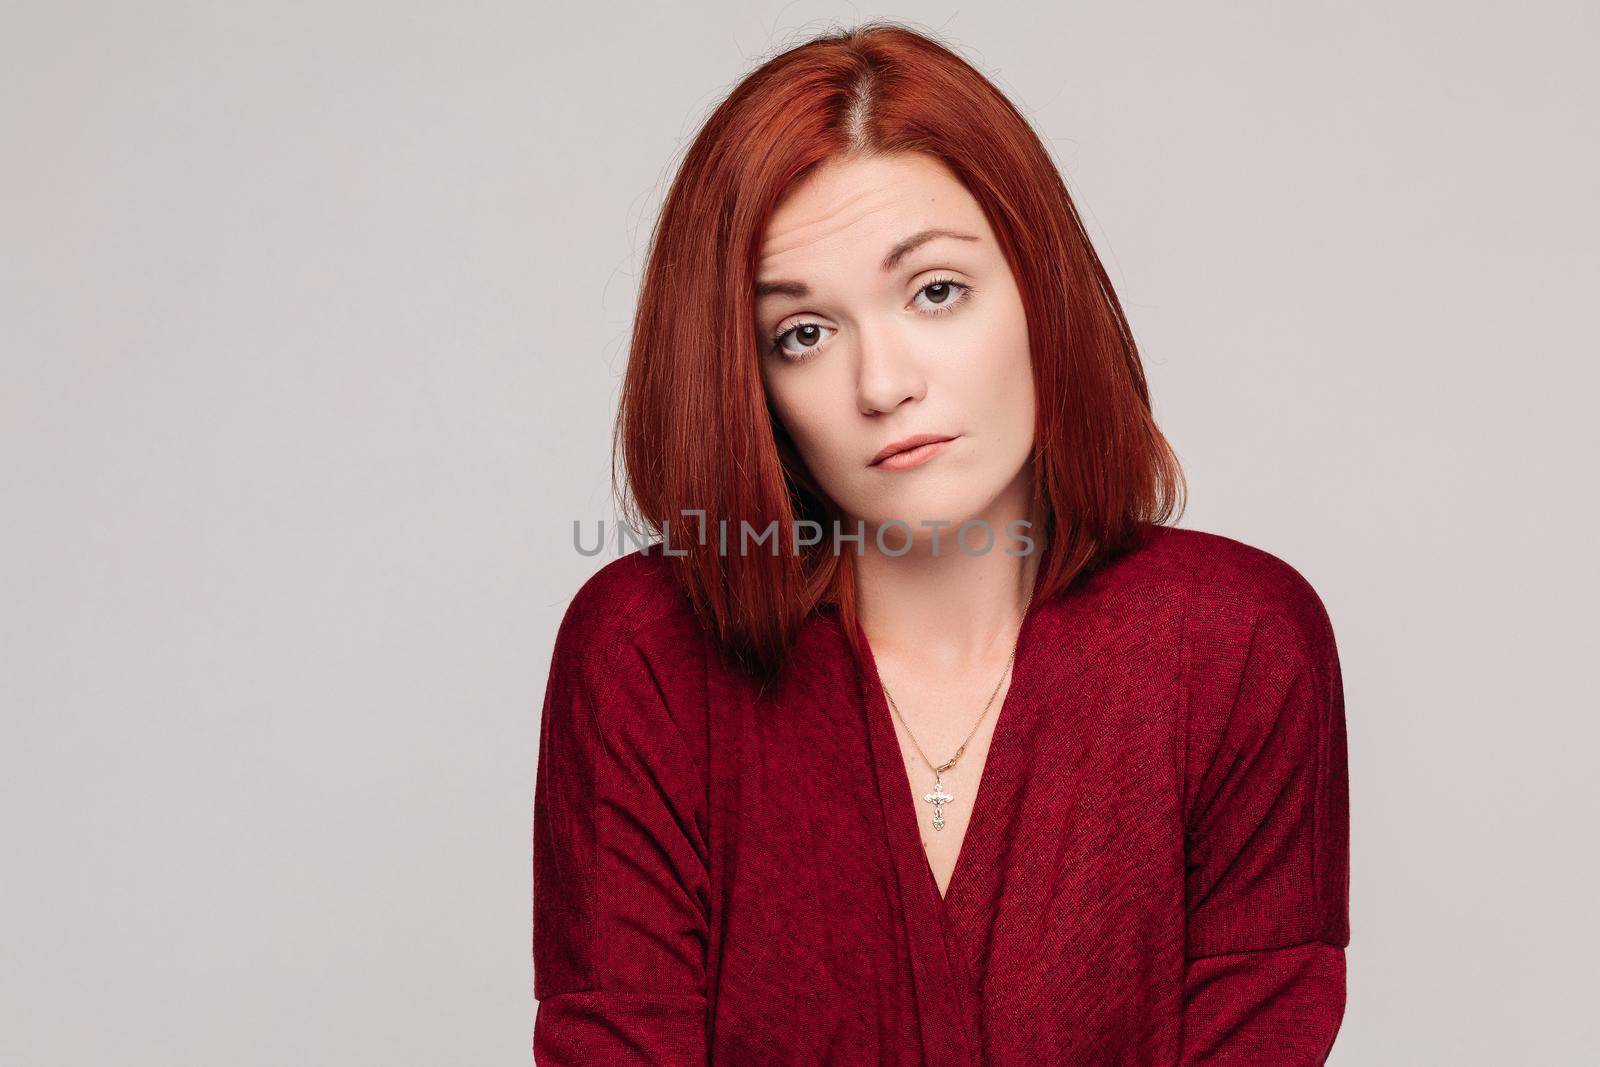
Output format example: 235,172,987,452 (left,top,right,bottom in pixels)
3,2,1596,1063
